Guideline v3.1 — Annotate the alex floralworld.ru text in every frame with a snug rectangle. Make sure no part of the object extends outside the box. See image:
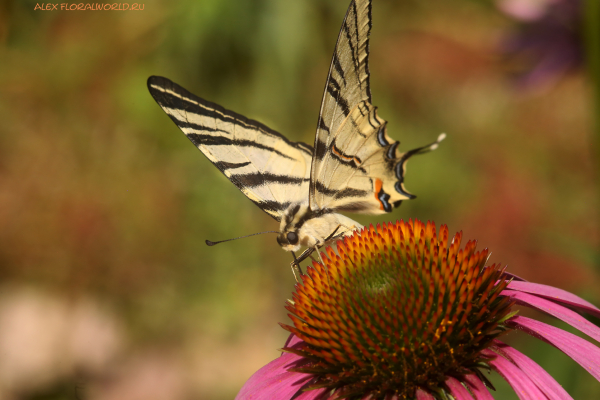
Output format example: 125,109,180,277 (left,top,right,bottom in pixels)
33,3,144,11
